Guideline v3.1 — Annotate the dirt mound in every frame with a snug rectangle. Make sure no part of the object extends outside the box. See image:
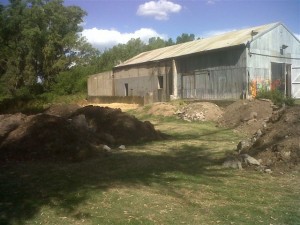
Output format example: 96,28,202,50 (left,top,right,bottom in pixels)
141,102,223,122
71,105,163,145
243,106,300,171
177,102,223,122
0,114,92,162
0,113,27,142
0,106,162,162
44,104,80,117
144,102,177,117
219,99,273,135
